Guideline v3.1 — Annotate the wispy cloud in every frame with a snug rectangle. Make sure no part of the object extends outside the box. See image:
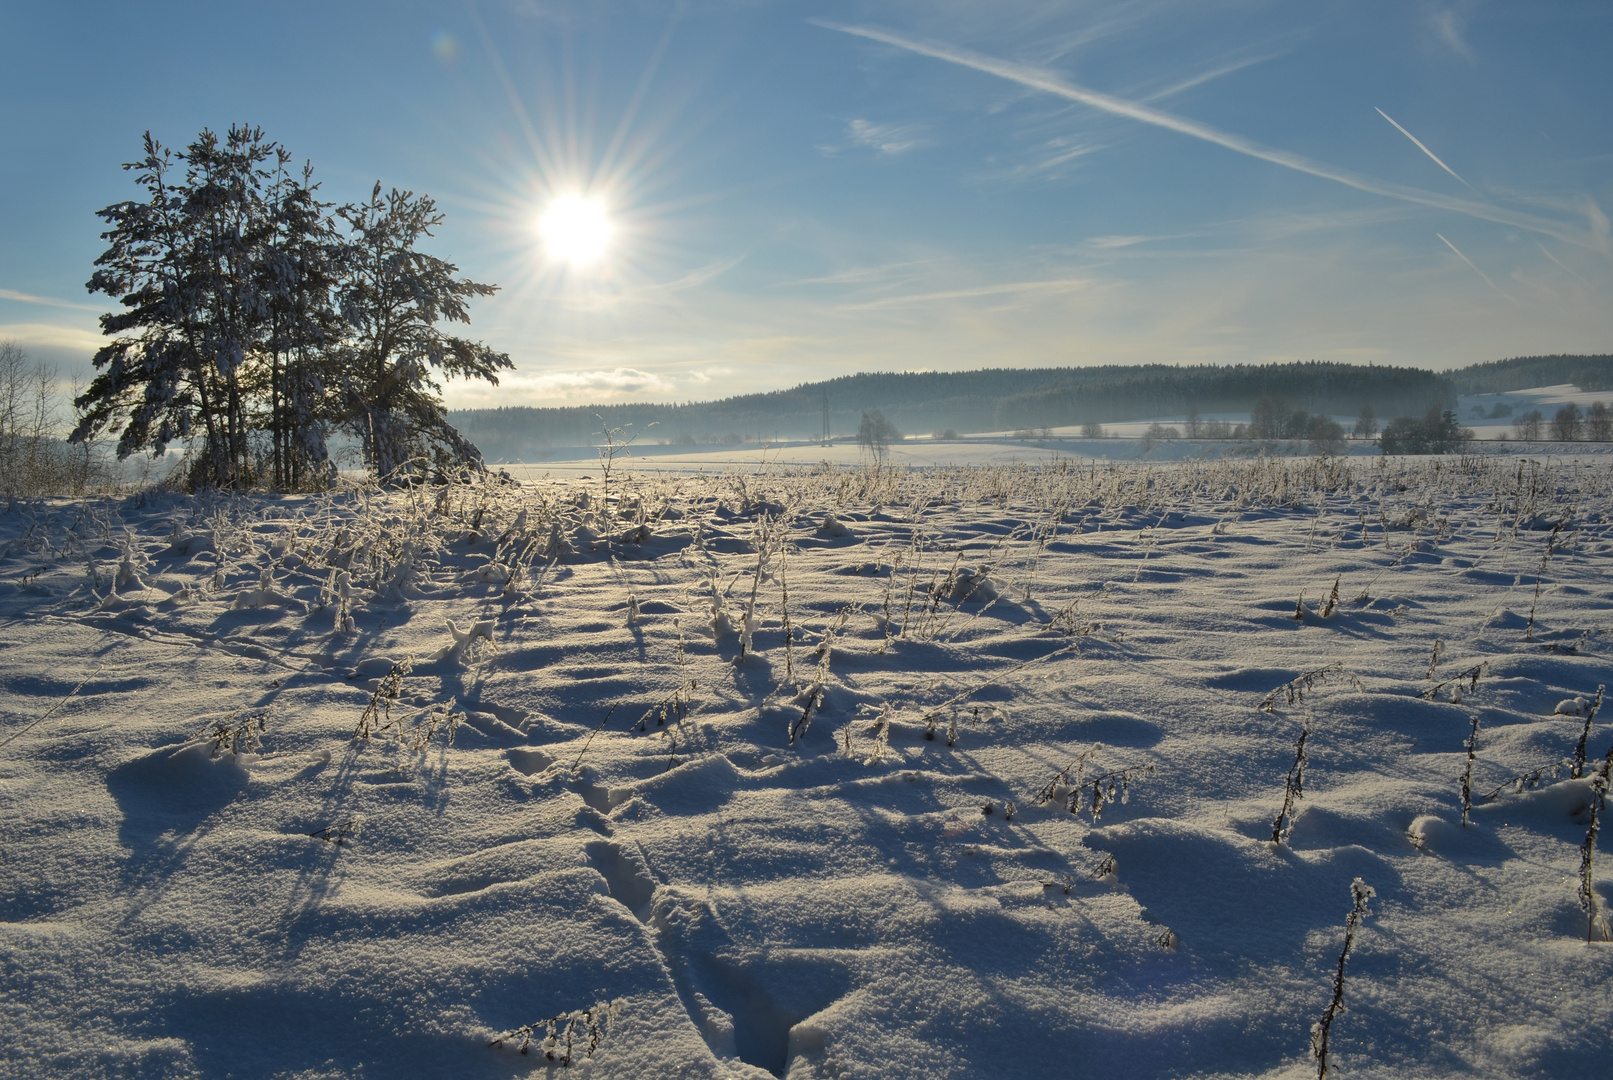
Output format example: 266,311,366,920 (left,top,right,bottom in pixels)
0,288,102,313
776,259,937,288
1436,232,1512,302
1374,108,1475,191
831,118,929,156
508,366,677,399
814,22,1601,251
841,277,1088,310
1429,8,1475,63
